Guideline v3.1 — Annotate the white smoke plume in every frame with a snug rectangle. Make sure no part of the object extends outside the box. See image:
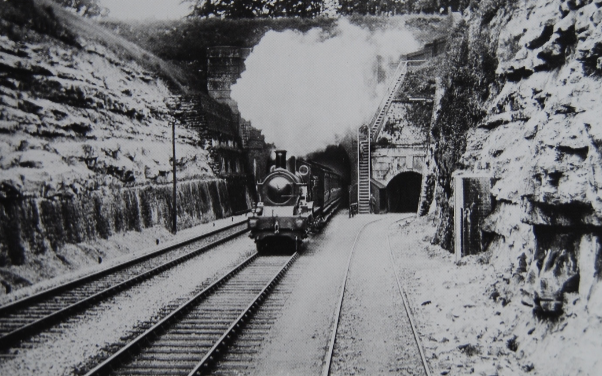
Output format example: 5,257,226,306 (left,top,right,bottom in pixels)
231,18,421,156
